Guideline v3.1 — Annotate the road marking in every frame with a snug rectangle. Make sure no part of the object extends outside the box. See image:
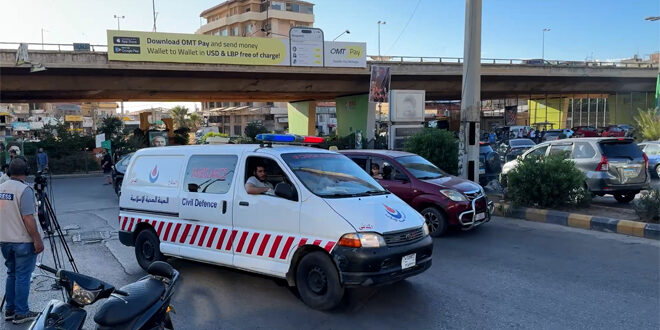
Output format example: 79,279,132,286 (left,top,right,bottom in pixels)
568,214,592,229
617,220,646,237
